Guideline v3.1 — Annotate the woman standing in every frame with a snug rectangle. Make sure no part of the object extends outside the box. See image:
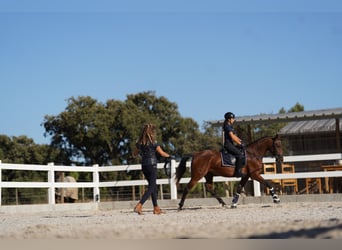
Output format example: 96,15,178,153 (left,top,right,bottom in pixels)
132,123,171,215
